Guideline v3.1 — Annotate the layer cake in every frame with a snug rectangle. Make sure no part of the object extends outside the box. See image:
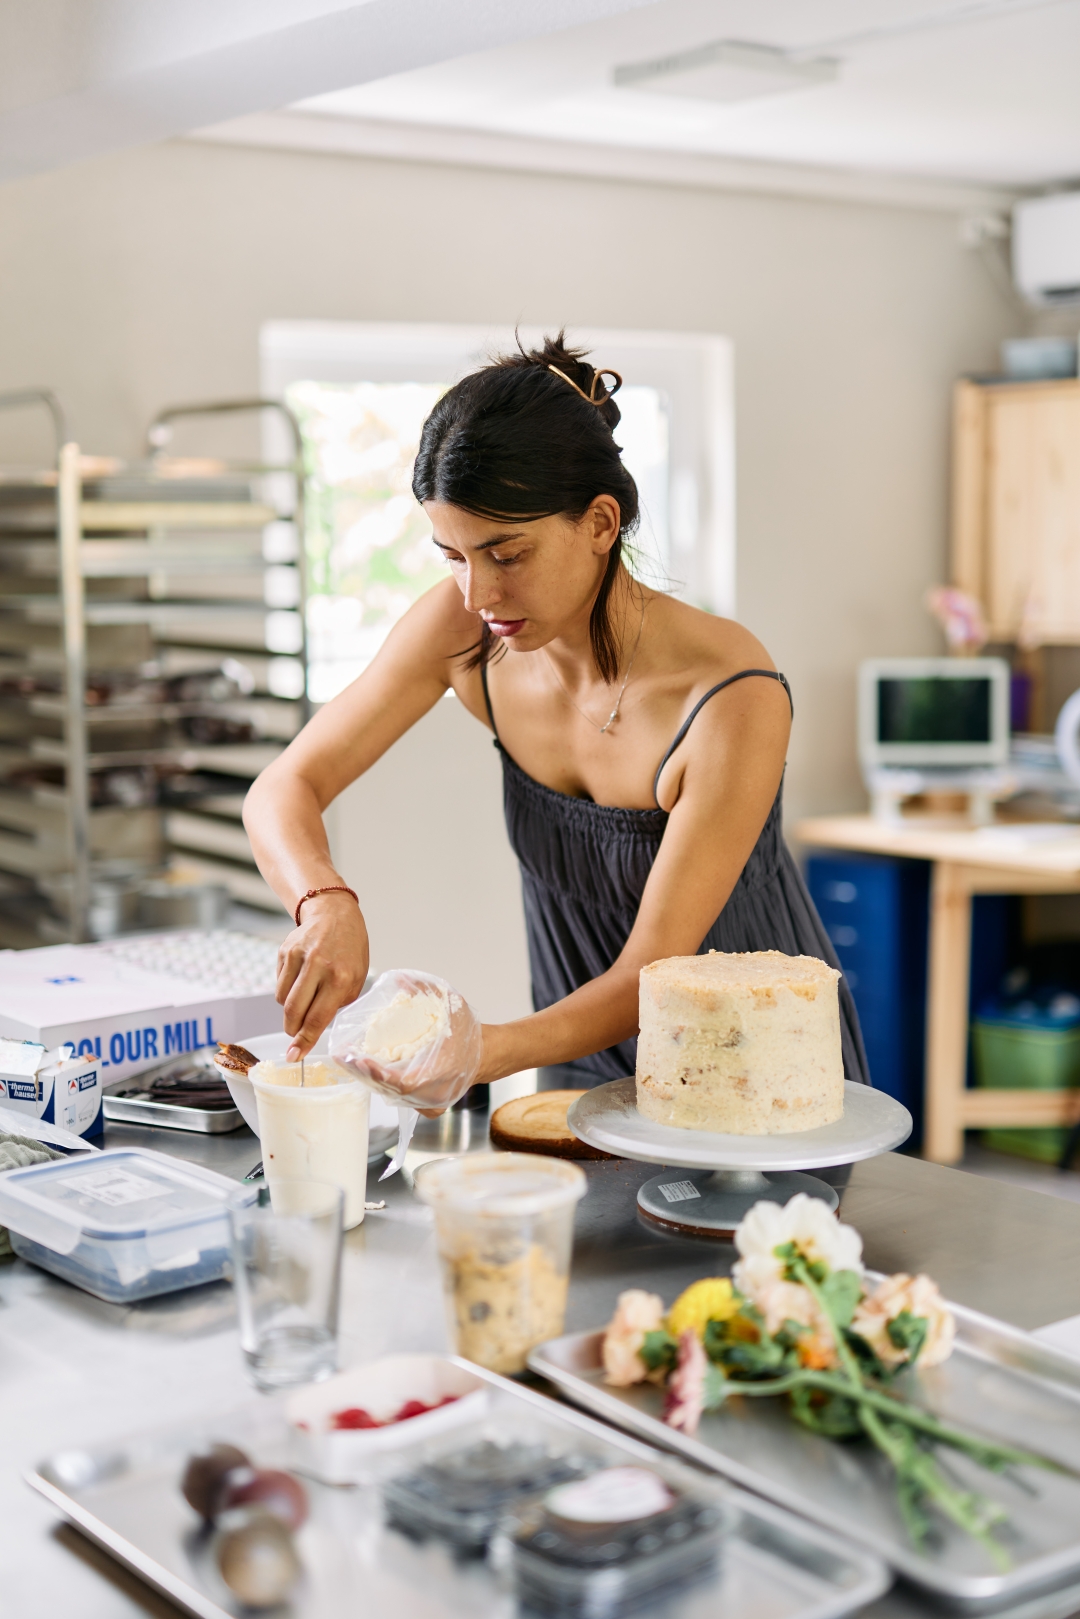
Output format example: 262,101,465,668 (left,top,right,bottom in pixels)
635,950,844,1135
